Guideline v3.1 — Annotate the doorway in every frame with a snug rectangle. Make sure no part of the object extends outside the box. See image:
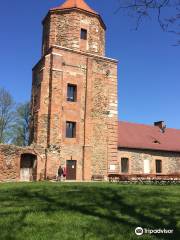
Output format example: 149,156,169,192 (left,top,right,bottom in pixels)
20,154,37,181
66,160,77,180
